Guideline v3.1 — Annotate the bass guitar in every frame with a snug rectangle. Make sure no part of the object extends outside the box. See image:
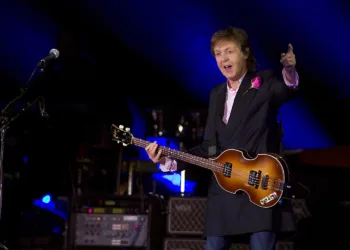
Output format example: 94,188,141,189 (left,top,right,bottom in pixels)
112,124,292,208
